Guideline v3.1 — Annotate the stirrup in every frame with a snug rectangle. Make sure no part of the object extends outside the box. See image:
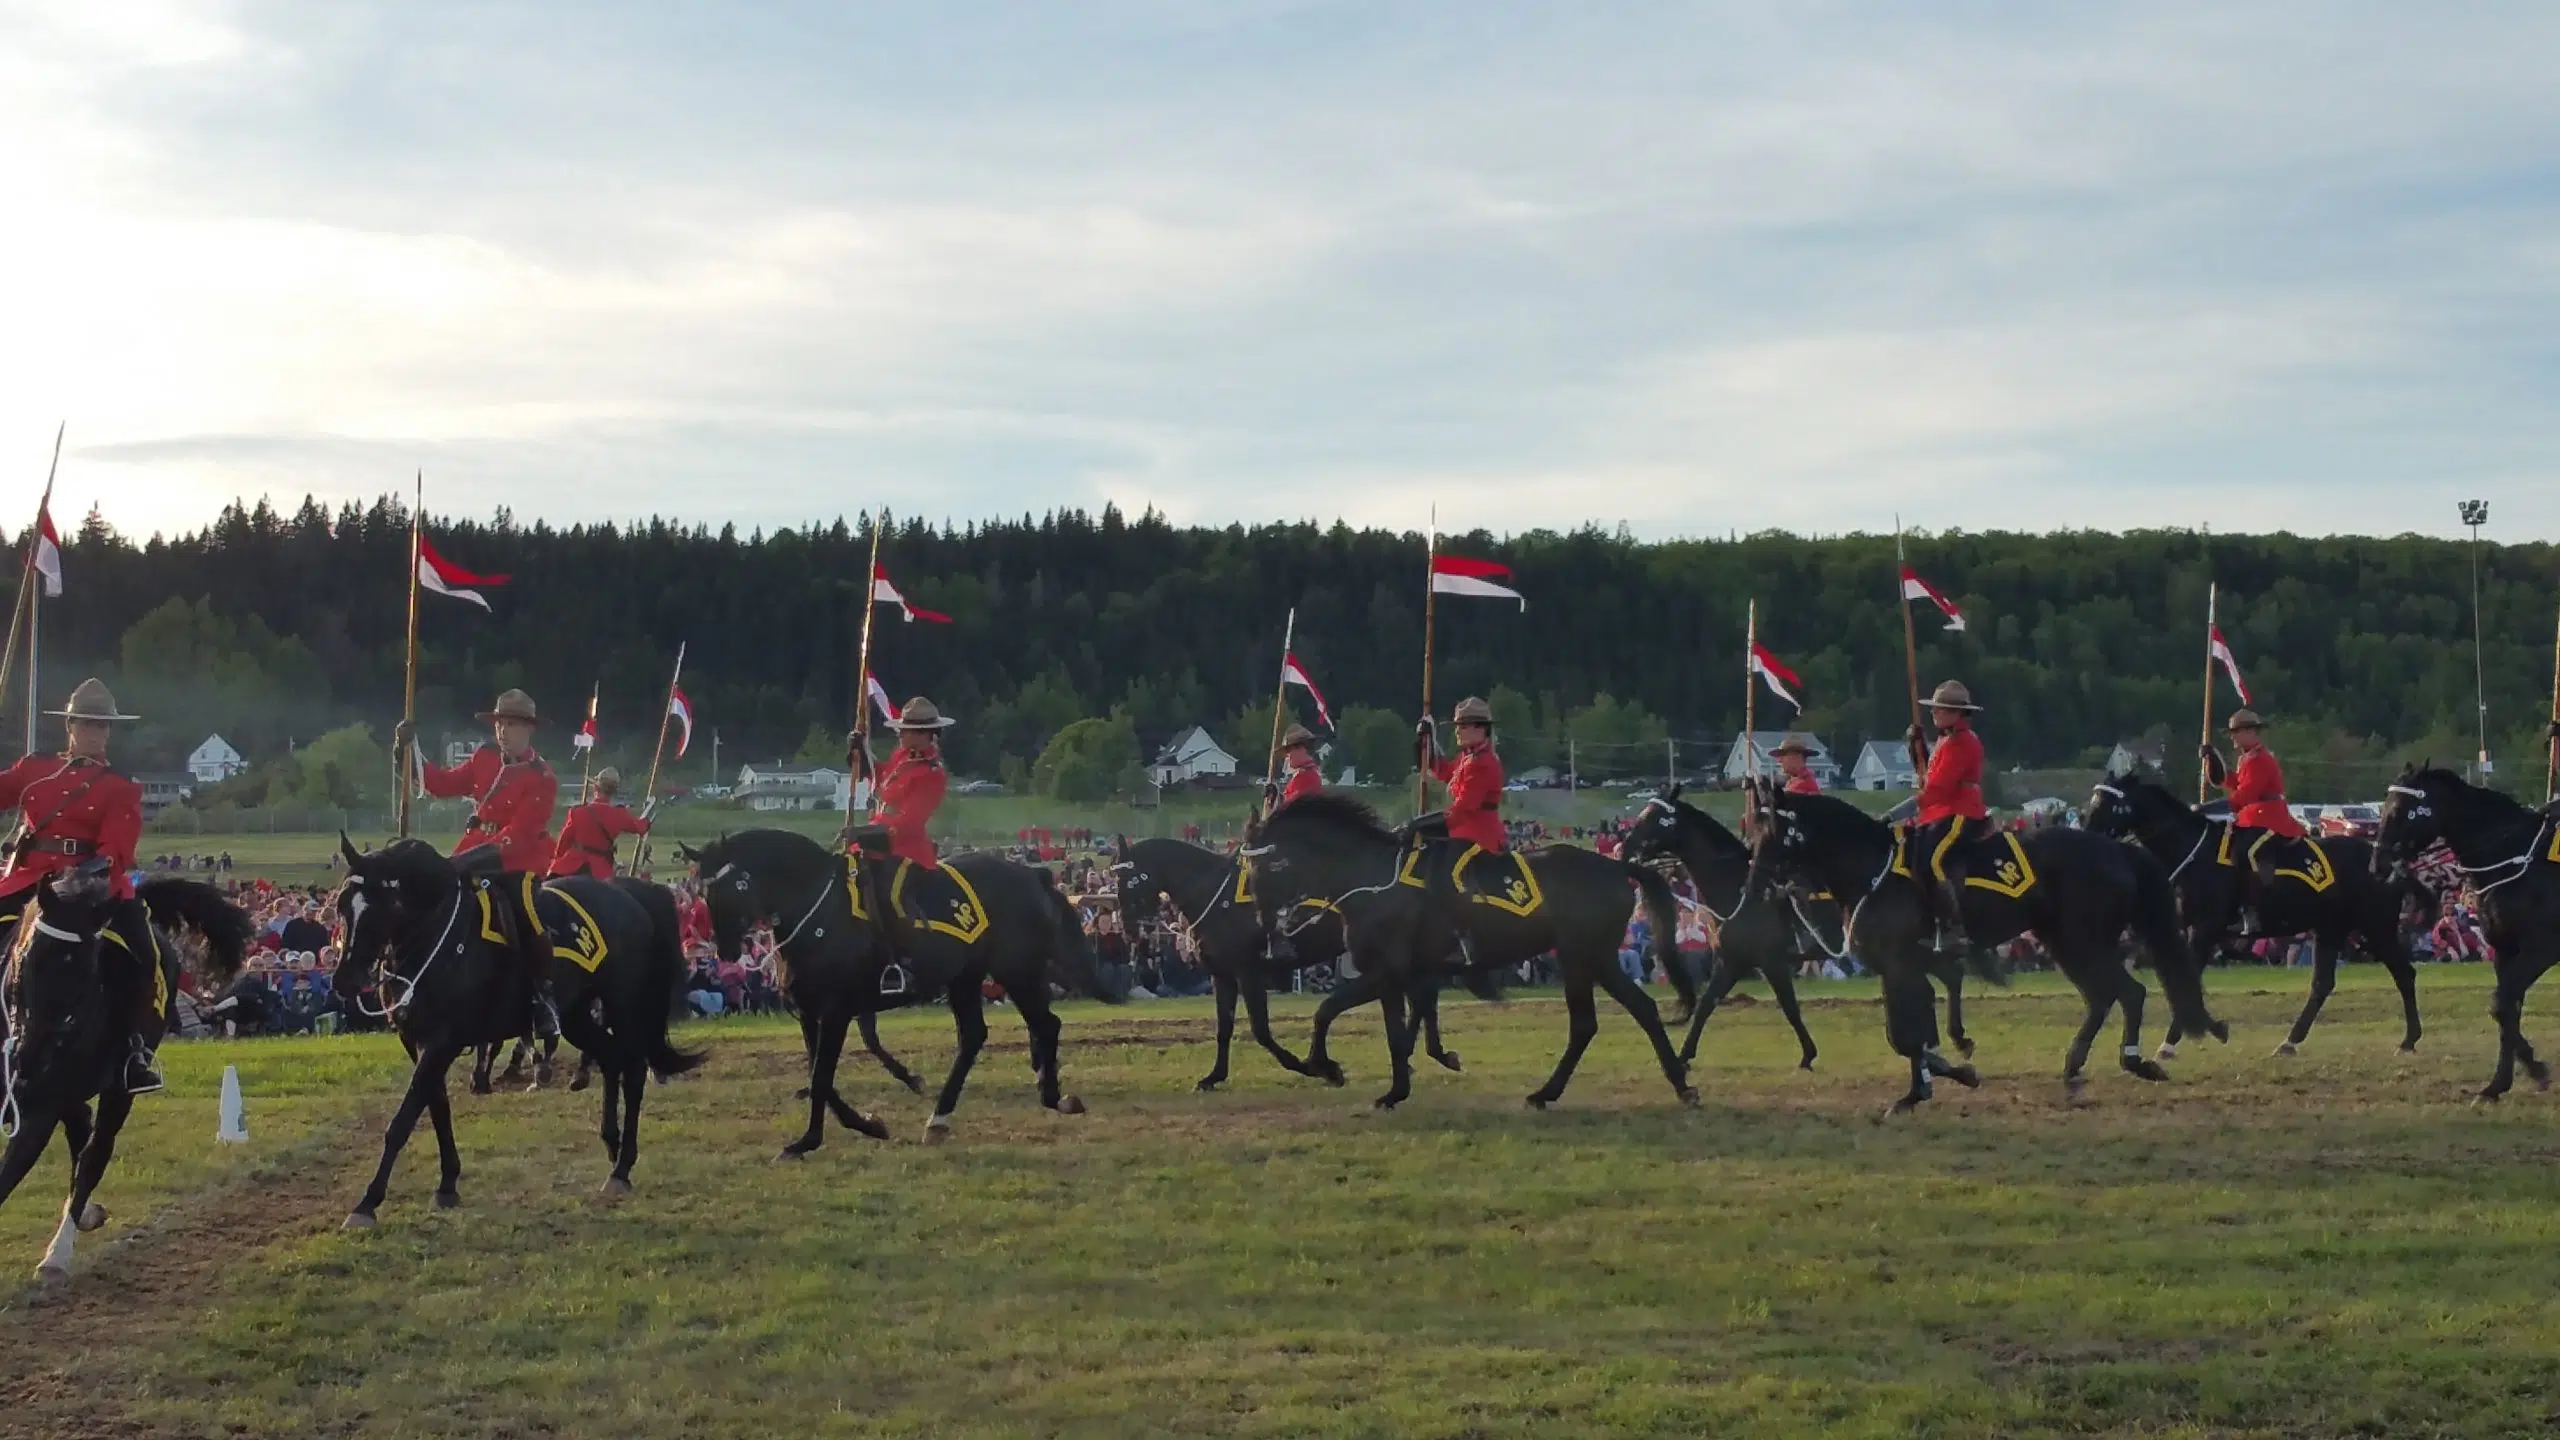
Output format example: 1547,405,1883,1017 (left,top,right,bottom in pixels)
879,963,910,997
124,1040,164,1096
